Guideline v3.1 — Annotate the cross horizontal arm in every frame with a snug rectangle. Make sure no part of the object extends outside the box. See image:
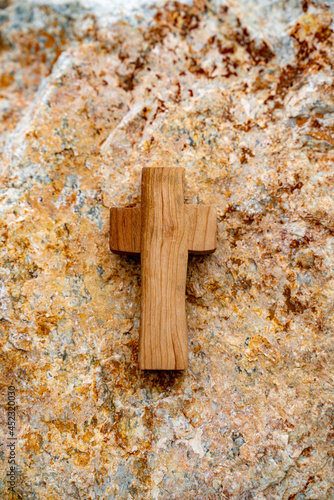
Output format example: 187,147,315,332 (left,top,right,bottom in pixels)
110,205,216,255
186,205,217,254
110,206,141,255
